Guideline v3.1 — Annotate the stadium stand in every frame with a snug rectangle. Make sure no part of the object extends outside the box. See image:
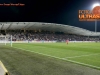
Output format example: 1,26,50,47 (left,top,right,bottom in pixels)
0,30,100,42
0,22,100,36
0,22,100,42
